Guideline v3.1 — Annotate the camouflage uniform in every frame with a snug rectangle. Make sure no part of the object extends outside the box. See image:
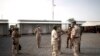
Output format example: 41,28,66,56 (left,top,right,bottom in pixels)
9,25,14,36
71,25,81,56
51,29,59,56
34,27,42,48
12,28,21,56
57,27,63,53
79,26,83,53
66,26,72,48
